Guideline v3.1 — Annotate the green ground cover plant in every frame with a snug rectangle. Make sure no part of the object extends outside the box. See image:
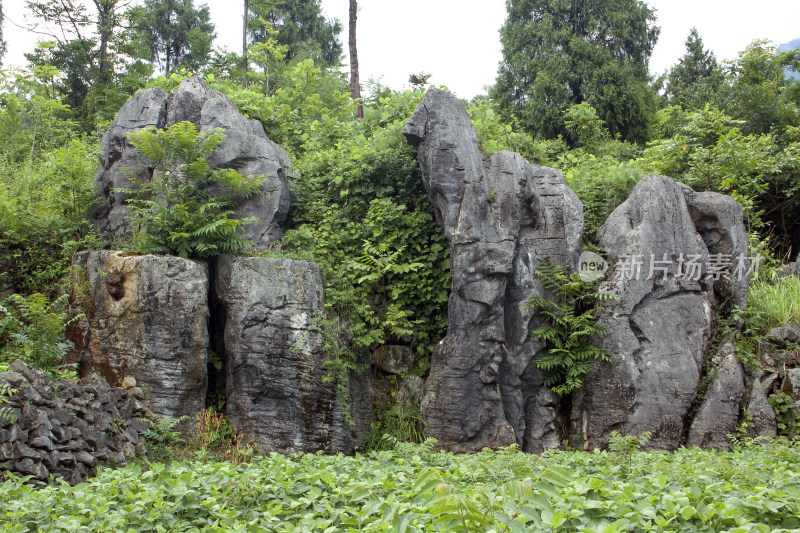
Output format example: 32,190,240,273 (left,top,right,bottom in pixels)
1,440,799,532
